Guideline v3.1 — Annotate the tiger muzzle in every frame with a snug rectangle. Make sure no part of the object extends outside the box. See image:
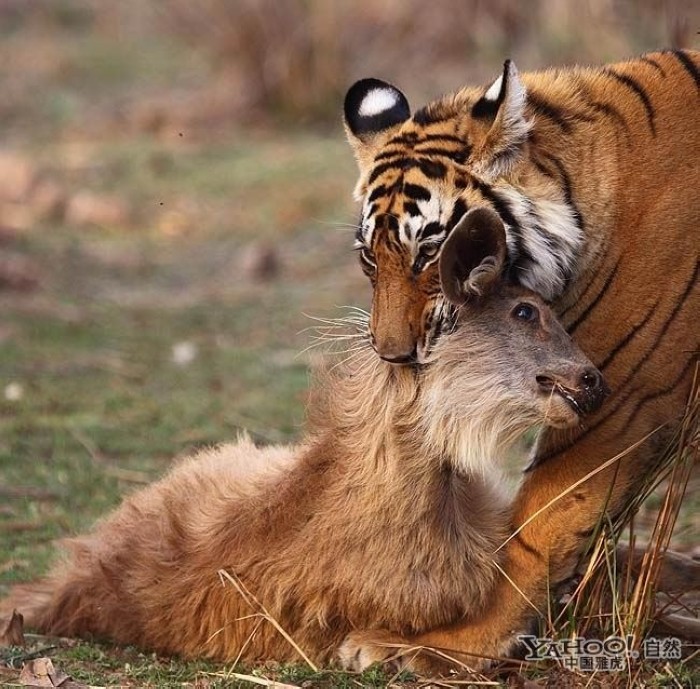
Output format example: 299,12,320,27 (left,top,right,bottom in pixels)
372,335,418,364
371,282,424,365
